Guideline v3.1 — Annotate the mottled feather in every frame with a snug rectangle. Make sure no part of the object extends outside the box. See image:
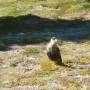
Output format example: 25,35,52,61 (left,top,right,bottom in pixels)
47,37,62,64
